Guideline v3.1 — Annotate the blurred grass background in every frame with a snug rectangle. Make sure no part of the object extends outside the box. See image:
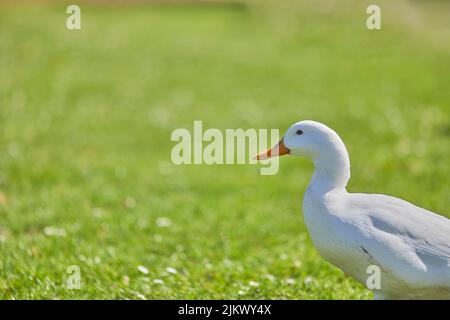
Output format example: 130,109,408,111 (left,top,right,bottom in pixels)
0,0,449,299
